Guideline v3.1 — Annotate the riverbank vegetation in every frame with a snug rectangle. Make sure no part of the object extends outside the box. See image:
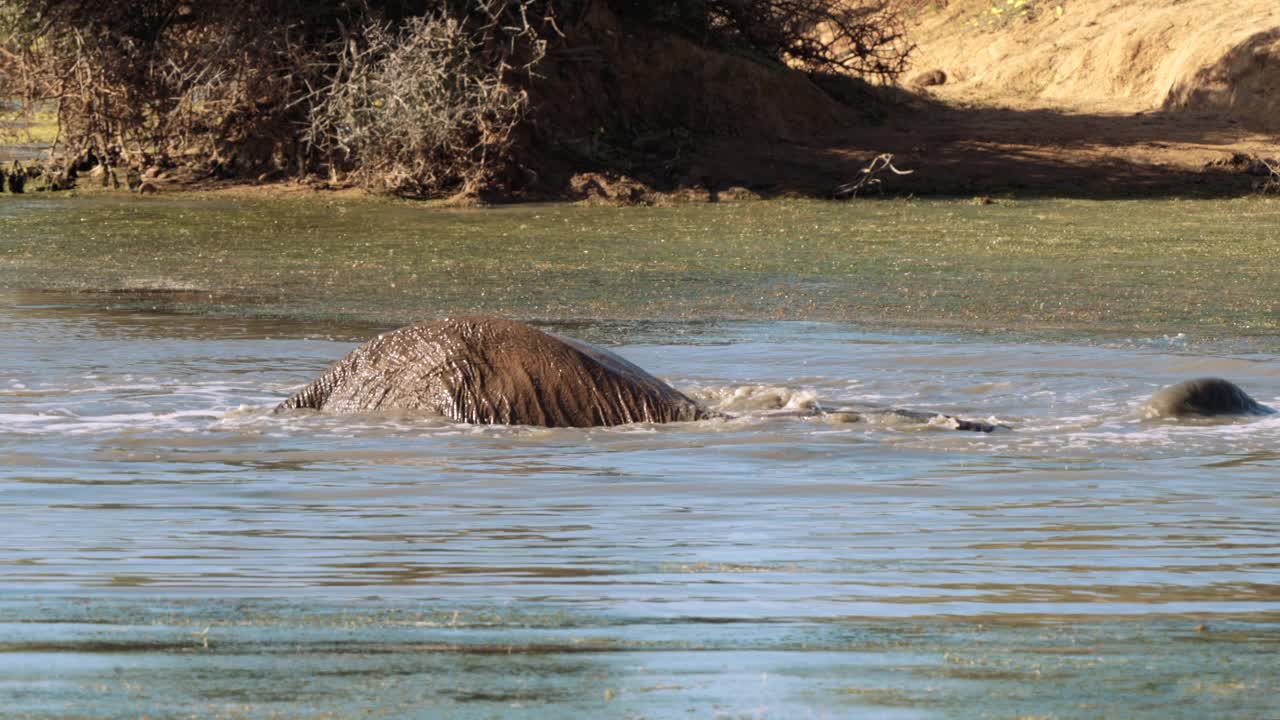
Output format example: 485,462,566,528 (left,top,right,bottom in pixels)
1,0,912,198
